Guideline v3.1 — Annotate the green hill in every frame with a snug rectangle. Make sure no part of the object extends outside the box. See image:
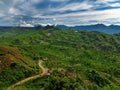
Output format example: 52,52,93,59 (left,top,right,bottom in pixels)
0,26,120,90
0,46,39,90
